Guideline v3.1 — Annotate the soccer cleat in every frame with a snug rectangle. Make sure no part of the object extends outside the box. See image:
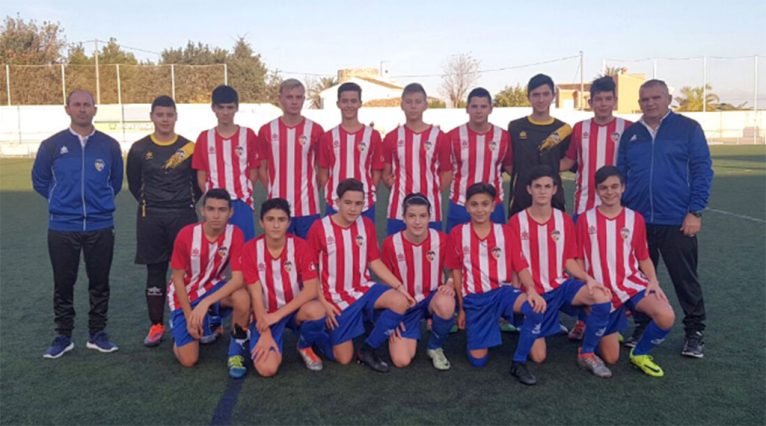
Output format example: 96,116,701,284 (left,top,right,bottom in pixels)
228,355,248,379
558,322,569,334
499,320,518,333
427,348,451,371
143,323,165,347
86,331,119,353
298,346,323,371
43,335,74,359
577,350,612,378
630,349,664,377
510,361,537,385
624,322,647,348
357,345,390,373
681,331,704,358
568,320,586,341
201,325,224,345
